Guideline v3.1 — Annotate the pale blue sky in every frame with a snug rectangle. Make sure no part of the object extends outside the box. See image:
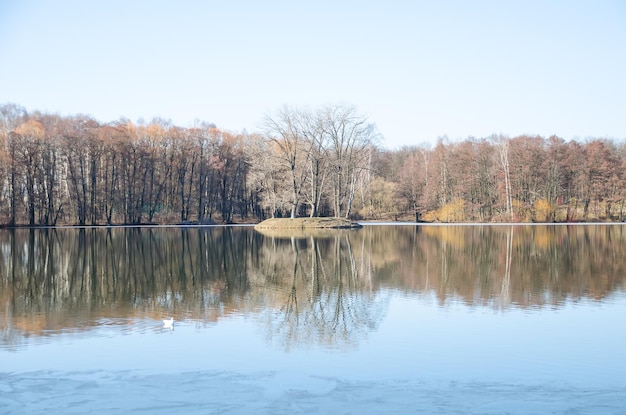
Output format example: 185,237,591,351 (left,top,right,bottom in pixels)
1,1,624,148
